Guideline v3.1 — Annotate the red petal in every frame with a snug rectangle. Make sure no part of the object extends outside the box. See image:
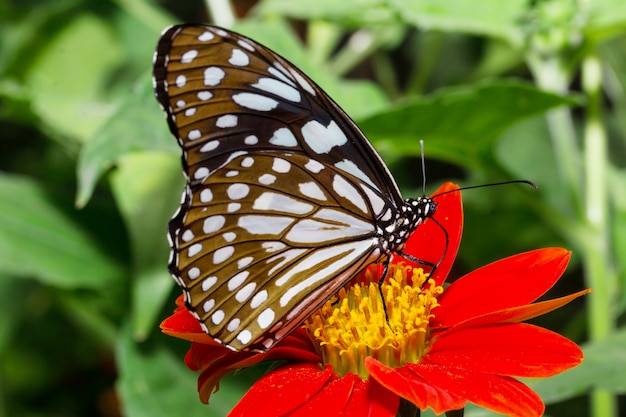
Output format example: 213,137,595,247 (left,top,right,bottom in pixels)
398,182,463,286
408,360,544,417
365,357,465,414
160,301,217,343
228,364,334,417
449,289,591,329
433,248,571,327
426,323,583,377
342,377,399,417
290,372,357,417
